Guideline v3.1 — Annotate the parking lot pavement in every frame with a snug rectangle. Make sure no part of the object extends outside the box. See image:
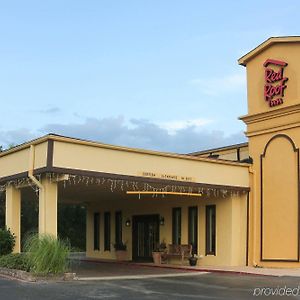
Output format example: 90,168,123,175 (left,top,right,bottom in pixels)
1,272,300,300
71,260,195,279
